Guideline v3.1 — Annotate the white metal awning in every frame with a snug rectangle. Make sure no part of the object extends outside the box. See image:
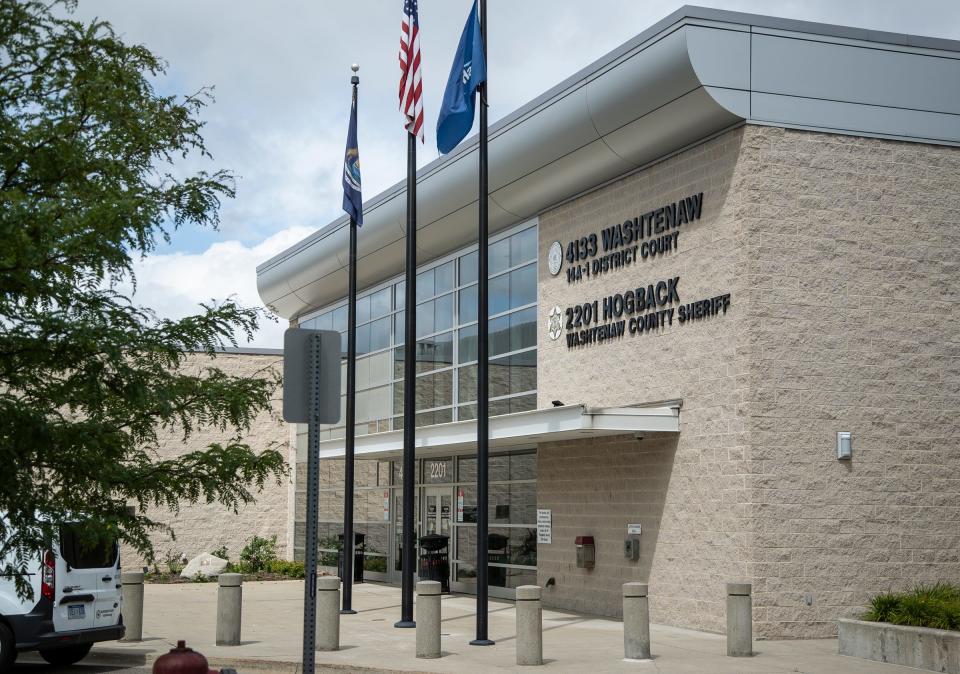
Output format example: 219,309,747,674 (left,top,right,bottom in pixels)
315,402,680,460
